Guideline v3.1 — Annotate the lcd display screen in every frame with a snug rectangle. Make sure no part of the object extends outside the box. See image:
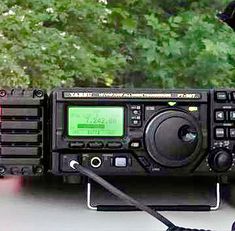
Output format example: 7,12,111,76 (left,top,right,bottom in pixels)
68,106,124,137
